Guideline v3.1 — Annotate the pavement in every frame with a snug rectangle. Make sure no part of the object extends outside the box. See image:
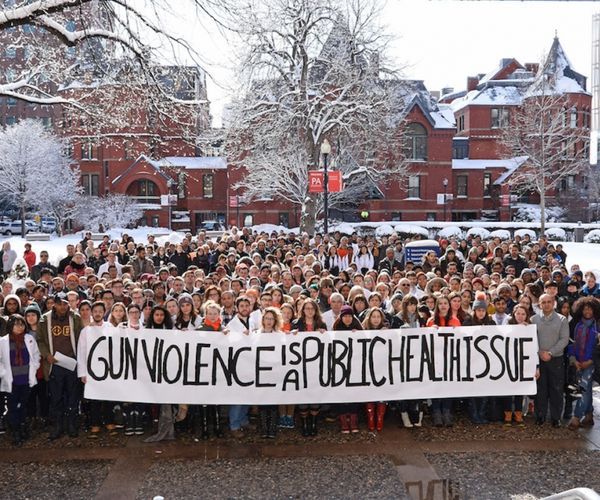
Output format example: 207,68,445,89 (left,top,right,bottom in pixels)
1,391,599,499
